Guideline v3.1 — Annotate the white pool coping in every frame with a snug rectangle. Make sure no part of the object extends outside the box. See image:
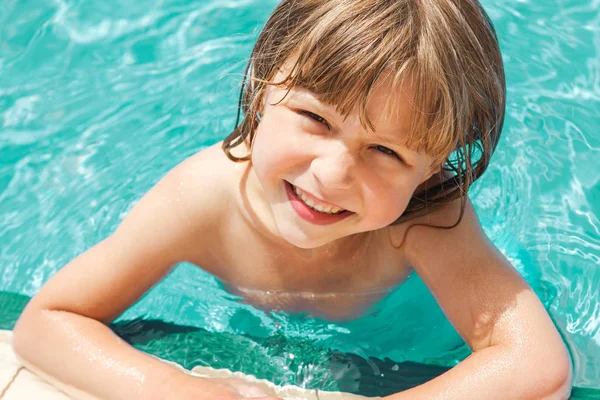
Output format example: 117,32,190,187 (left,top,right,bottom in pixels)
0,330,375,399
